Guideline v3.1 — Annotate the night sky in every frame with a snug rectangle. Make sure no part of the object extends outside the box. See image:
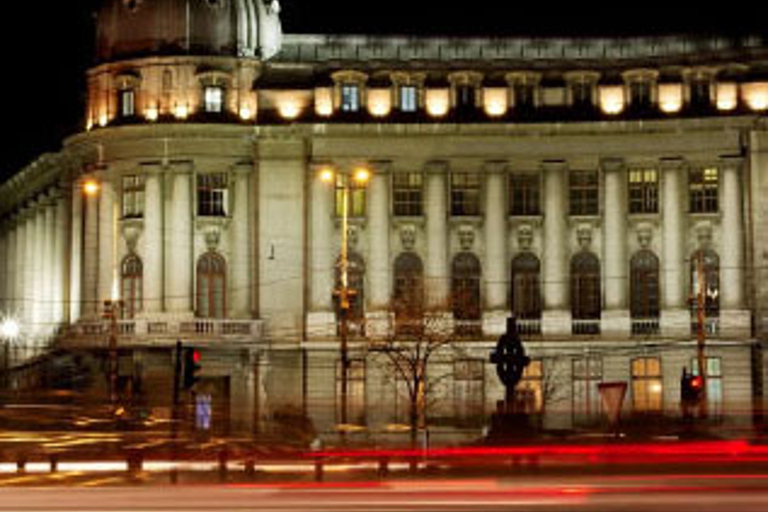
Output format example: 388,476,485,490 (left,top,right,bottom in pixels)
0,1,762,185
